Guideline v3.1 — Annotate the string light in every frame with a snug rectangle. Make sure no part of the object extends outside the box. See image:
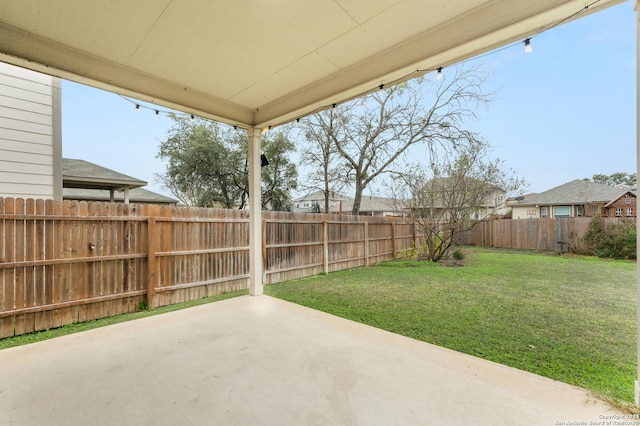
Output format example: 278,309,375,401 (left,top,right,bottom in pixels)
379,84,385,90
120,95,248,130
436,67,443,81
524,38,532,54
